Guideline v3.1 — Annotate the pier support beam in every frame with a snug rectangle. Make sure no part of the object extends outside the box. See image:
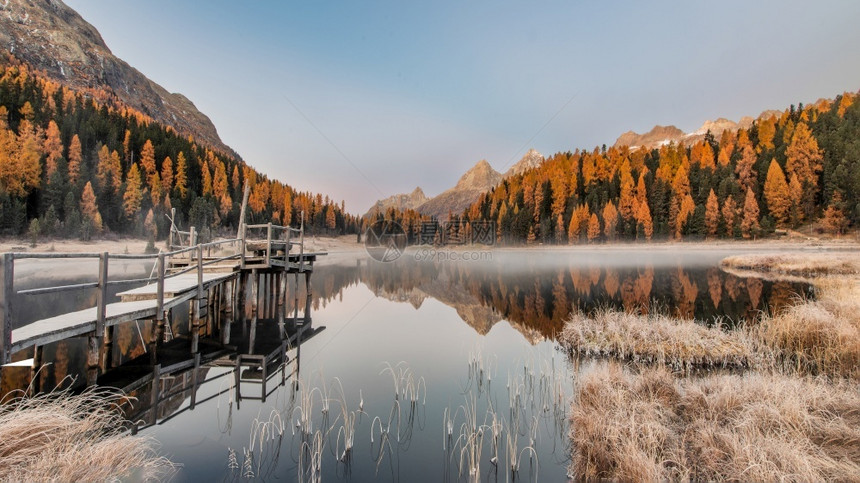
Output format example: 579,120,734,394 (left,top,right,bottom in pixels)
303,270,313,325
86,334,100,386
29,345,42,395
1,253,13,365
101,326,114,370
